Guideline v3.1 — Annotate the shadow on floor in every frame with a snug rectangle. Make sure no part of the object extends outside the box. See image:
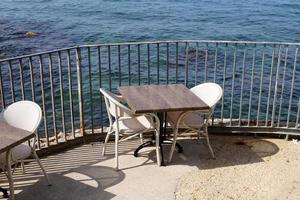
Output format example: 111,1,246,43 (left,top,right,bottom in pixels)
146,135,279,170
15,165,125,200
0,142,135,200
